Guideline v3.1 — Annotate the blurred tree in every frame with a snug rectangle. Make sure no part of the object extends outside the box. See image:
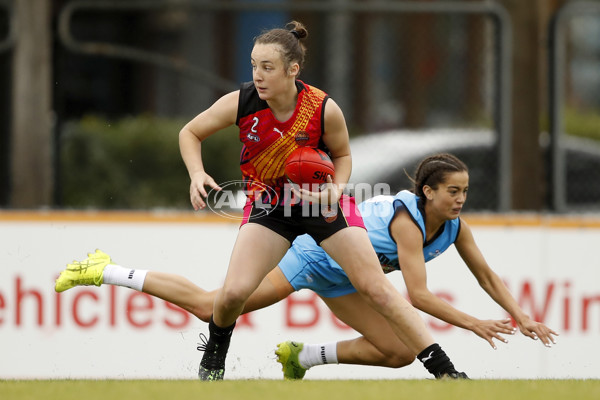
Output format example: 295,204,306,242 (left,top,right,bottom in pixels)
499,0,567,210
10,0,53,207
0,4,10,206
402,13,438,128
